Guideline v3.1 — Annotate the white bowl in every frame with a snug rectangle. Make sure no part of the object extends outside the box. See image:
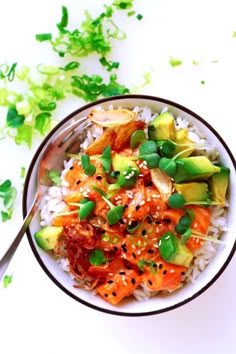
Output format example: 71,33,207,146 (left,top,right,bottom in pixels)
23,94,236,316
